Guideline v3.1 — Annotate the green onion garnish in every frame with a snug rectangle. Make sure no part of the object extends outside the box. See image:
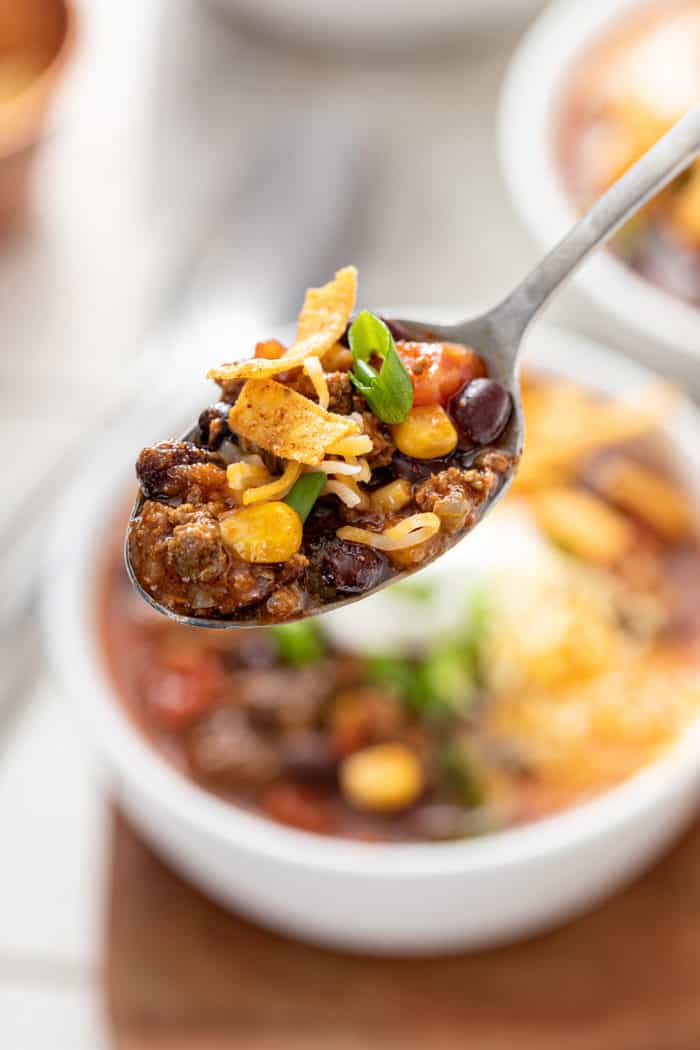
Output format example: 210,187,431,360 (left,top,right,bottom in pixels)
348,310,414,424
439,744,483,807
285,471,326,522
270,620,325,666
